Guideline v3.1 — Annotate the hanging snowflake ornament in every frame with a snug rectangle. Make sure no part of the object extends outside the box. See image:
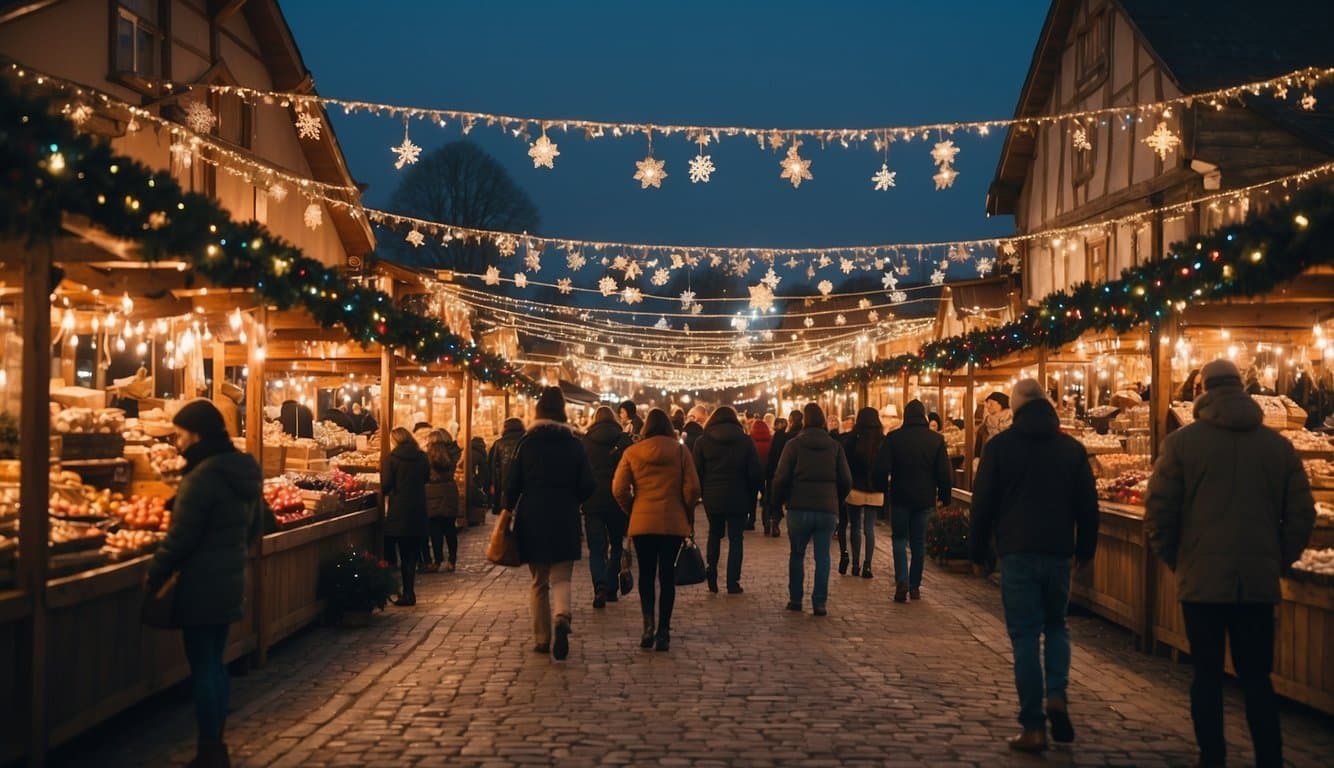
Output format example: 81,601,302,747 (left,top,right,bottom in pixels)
599,276,618,297
495,234,518,258
556,278,573,294
734,257,753,277
670,253,686,270
1072,127,1092,151
183,100,217,134
390,122,422,170
303,203,322,229
623,260,642,281
867,310,879,323
882,272,898,291
803,317,815,328
930,269,946,286
933,165,959,190
835,314,847,326
524,250,542,272
267,182,288,202
1001,241,1017,257
761,267,781,290
483,266,502,286
567,251,586,271
634,155,667,188
528,133,559,169
1143,121,1181,161
1301,92,1317,111
68,103,94,125
513,272,528,288
295,111,322,141
948,245,971,262
889,290,907,304
840,258,855,275
748,283,775,312
654,317,670,330
622,286,644,305
872,162,897,191
405,229,425,247
858,298,872,310
651,268,671,286
689,154,715,183
779,142,813,189
691,302,703,316
930,140,960,167
897,261,912,276
976,257,995,277
817,280,834,296
678,289,696,309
